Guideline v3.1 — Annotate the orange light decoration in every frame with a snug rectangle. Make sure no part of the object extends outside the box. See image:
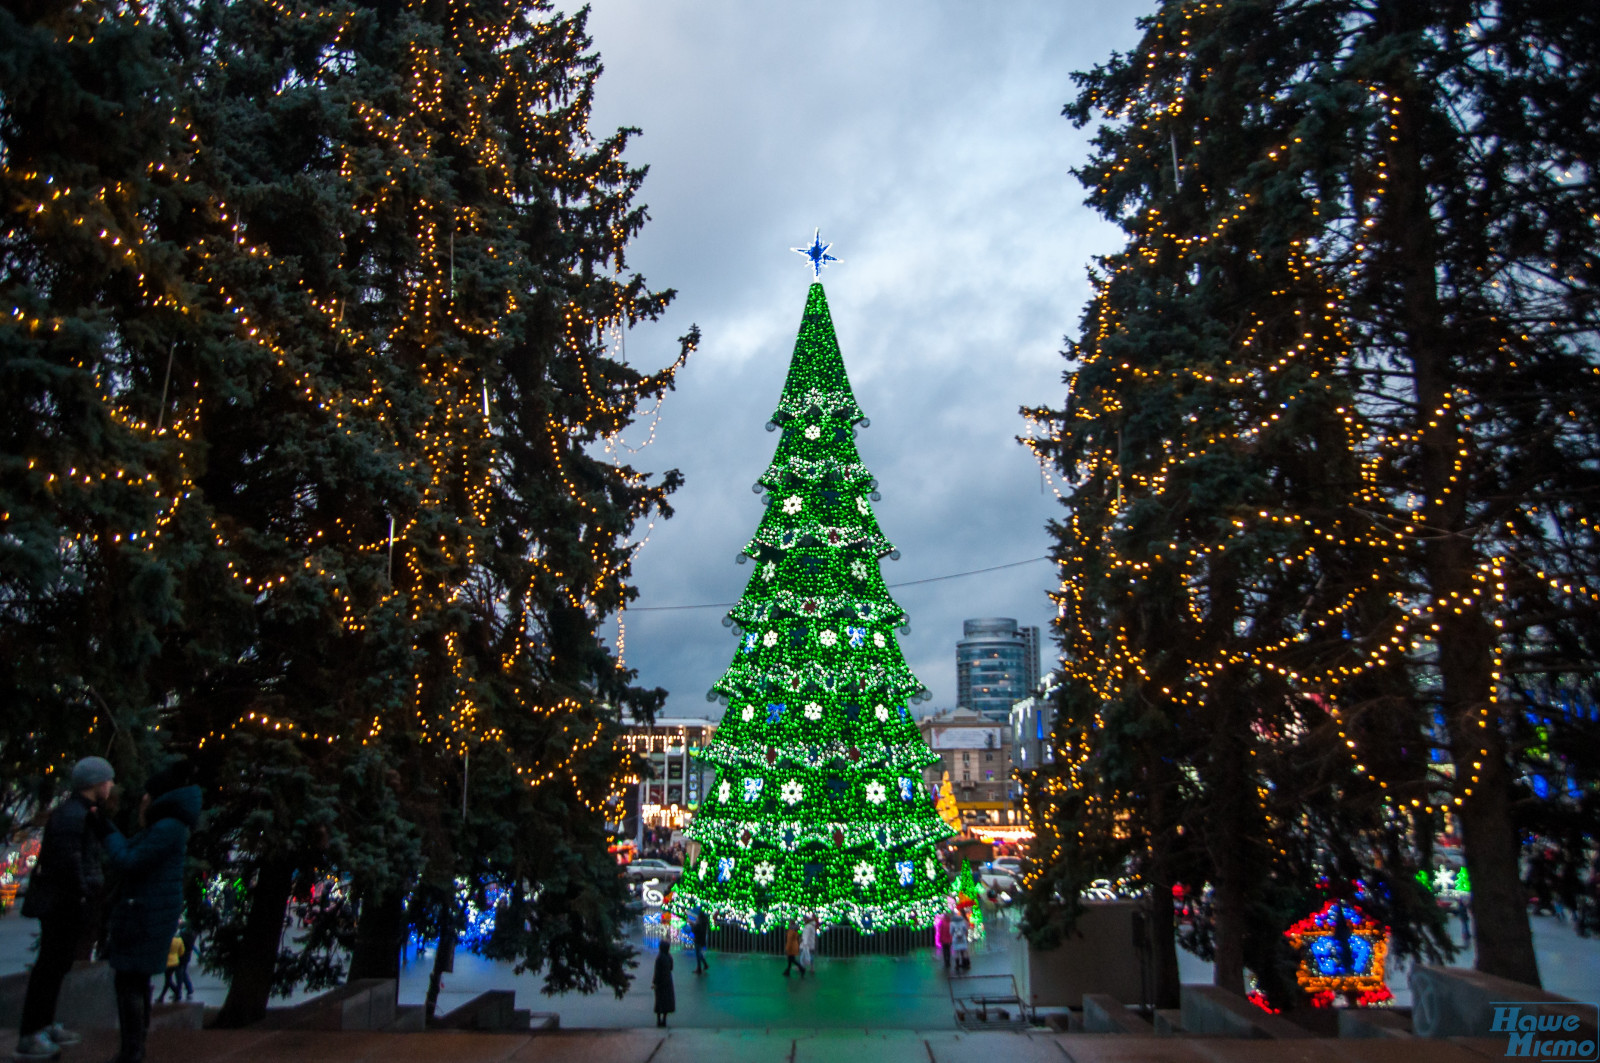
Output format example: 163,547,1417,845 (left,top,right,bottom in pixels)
1284,899,1392,1007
